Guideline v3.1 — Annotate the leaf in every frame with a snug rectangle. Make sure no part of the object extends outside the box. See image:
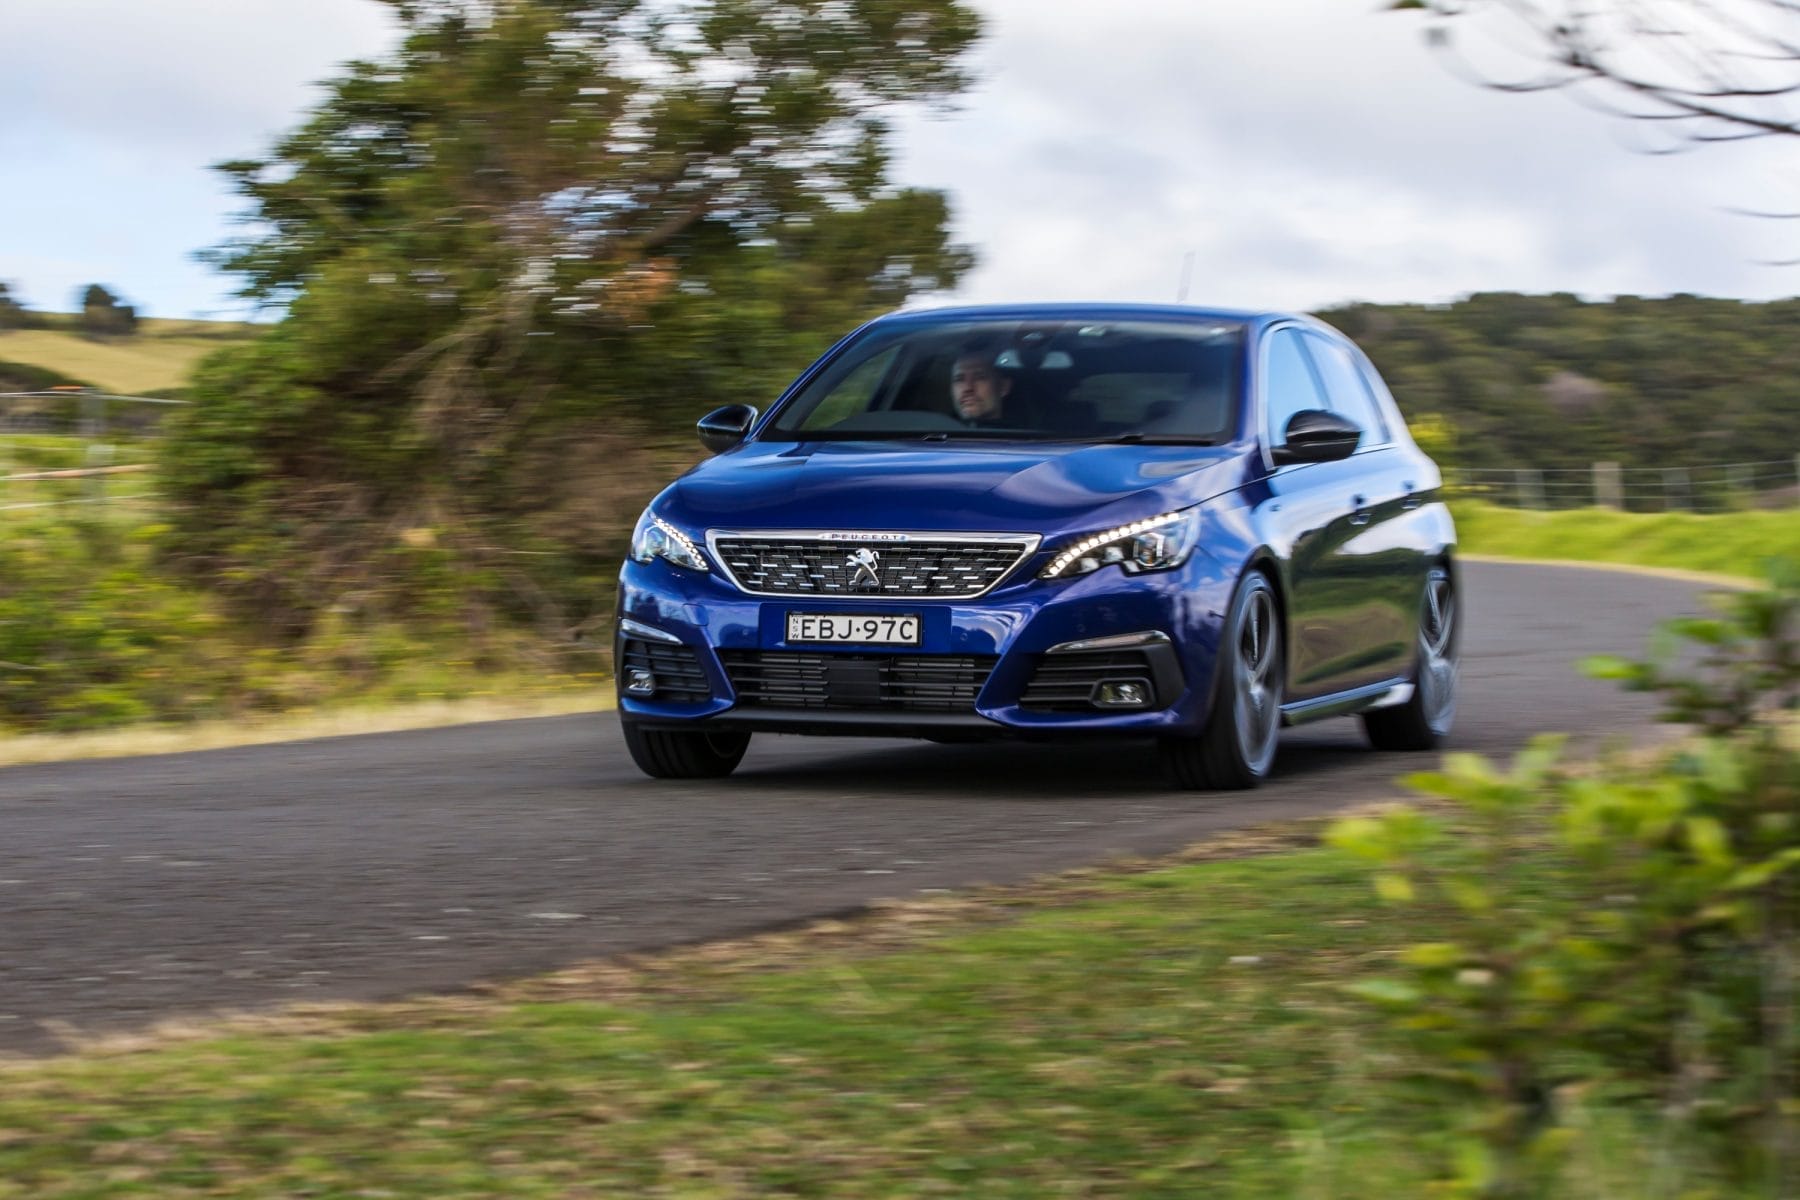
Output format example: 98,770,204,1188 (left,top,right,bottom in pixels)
1346,978,1422,1006
1726,847,1800,892
1400,941,1465,969
1325,815,1389,859
1683,816,1733,867
1444,878,1493,914
1373,872,1415,903
1581,654,1641,681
